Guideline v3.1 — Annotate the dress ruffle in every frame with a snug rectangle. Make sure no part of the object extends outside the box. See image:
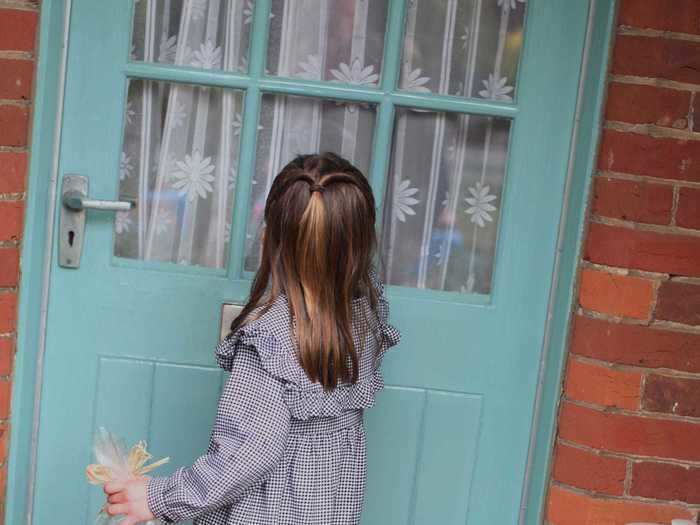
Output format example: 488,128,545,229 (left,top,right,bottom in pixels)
215,323,303,384
281,369,385,419
214,275,401,420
